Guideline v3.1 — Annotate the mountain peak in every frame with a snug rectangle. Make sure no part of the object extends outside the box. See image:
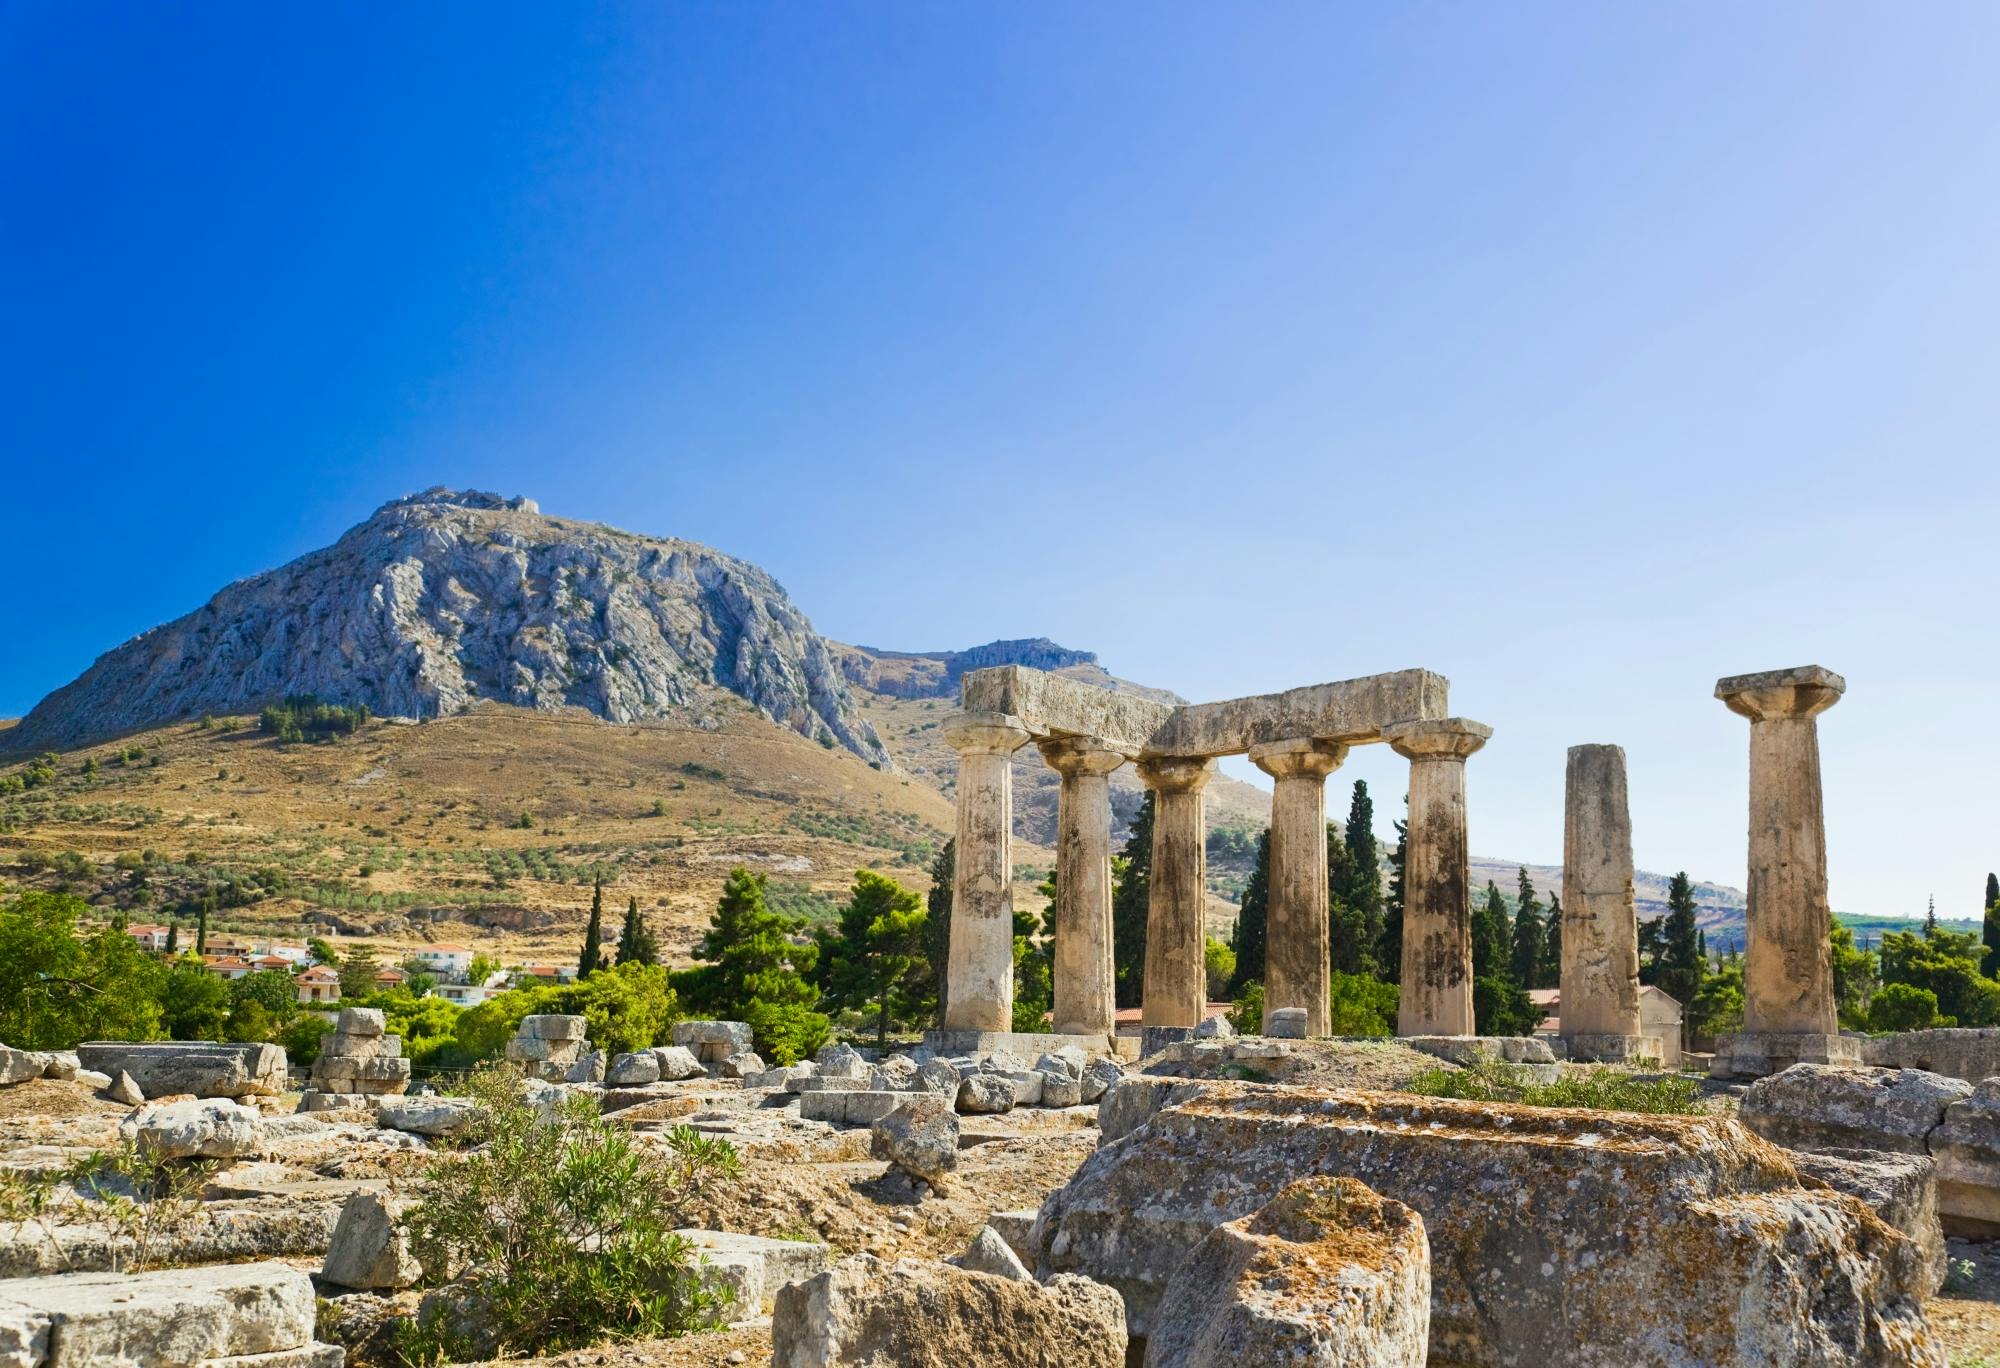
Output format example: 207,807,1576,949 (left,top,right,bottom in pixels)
375,488,541,517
